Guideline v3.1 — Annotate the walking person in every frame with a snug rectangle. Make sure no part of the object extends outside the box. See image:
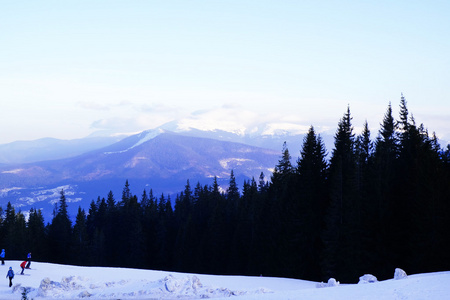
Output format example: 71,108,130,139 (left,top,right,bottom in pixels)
20,261,26,275
0,249,4,265
6,267,14,287
26,252,31,269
